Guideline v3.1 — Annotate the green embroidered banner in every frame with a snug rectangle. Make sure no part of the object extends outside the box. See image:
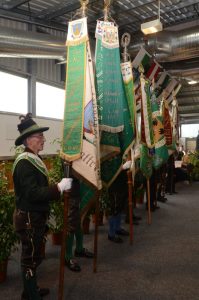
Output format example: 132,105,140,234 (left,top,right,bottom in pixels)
95,21,134,187
151,91,169,169
121,61,135,135
61,17,88,161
